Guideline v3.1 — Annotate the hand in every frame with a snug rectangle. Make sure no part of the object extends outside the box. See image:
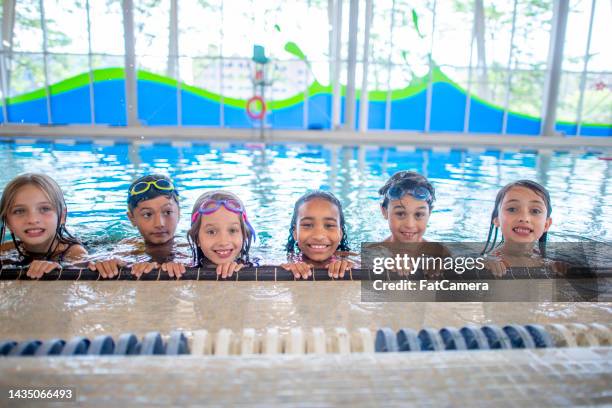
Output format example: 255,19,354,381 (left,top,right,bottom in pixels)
326,259,353,279
162,262,186,279
88,258,127,279
26,260,60,279
548,260,568,277
216,262,243,279
281,262,312,280
131,262,159,278
485,257,508,278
